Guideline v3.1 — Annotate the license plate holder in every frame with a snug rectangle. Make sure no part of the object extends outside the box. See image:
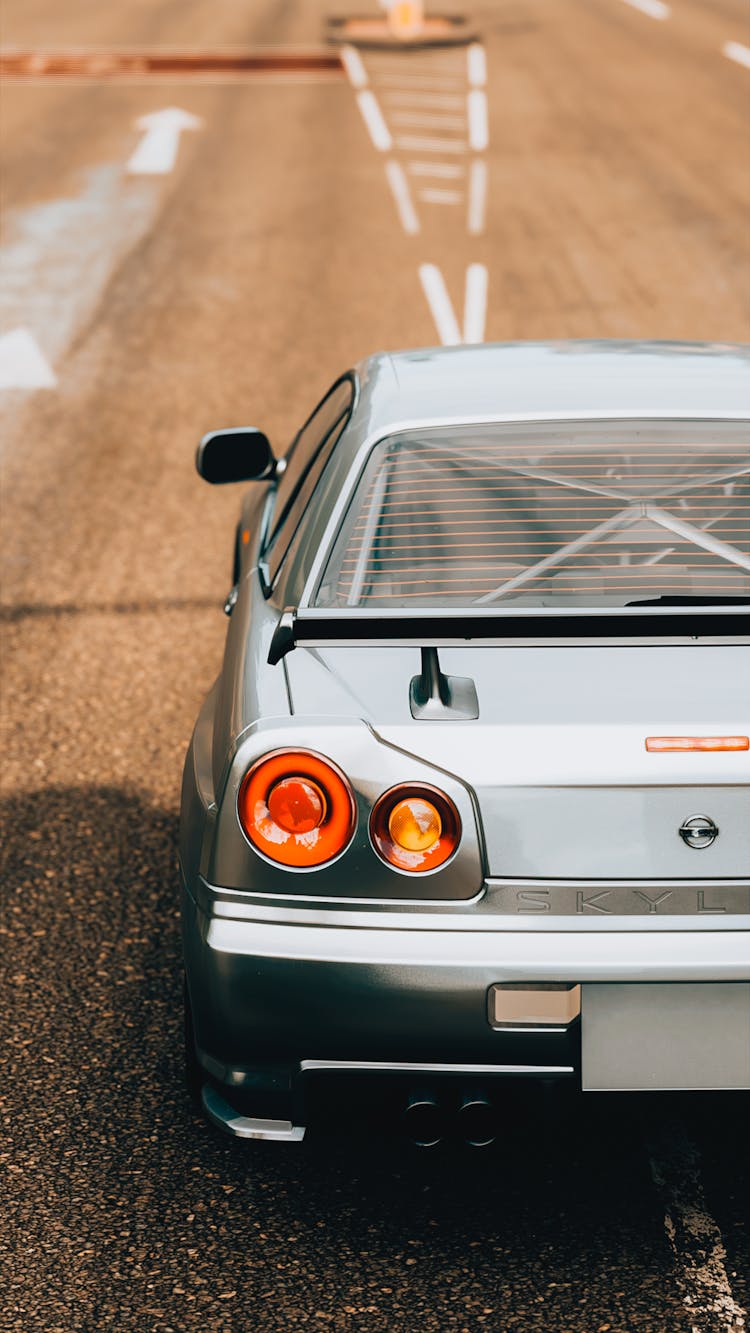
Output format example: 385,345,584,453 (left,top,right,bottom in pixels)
581,982,750,1091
